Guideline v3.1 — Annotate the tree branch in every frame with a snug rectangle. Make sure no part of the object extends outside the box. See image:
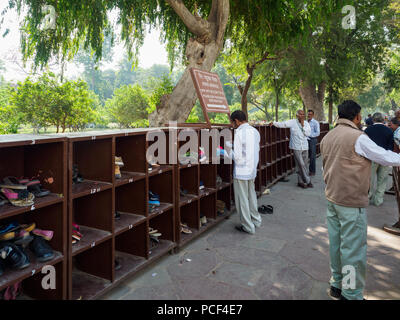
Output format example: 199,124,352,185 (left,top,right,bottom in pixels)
215,0,230,44
165,0,211,38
